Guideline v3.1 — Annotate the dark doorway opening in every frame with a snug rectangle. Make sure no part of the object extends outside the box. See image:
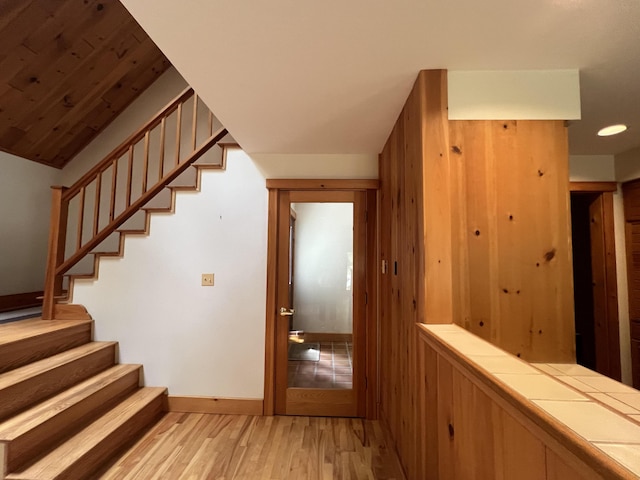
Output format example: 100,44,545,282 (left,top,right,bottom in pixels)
571,193,597,370
569,184,621,381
